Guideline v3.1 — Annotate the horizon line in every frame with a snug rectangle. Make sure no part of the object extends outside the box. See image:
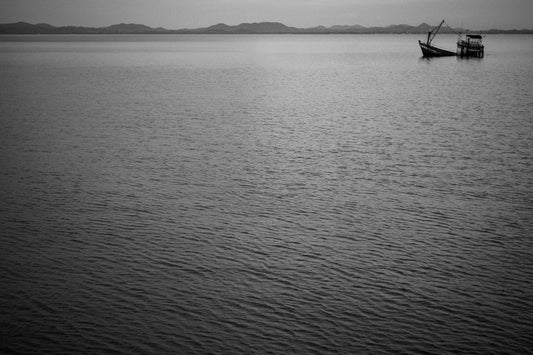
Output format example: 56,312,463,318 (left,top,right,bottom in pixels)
1,20,532,33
